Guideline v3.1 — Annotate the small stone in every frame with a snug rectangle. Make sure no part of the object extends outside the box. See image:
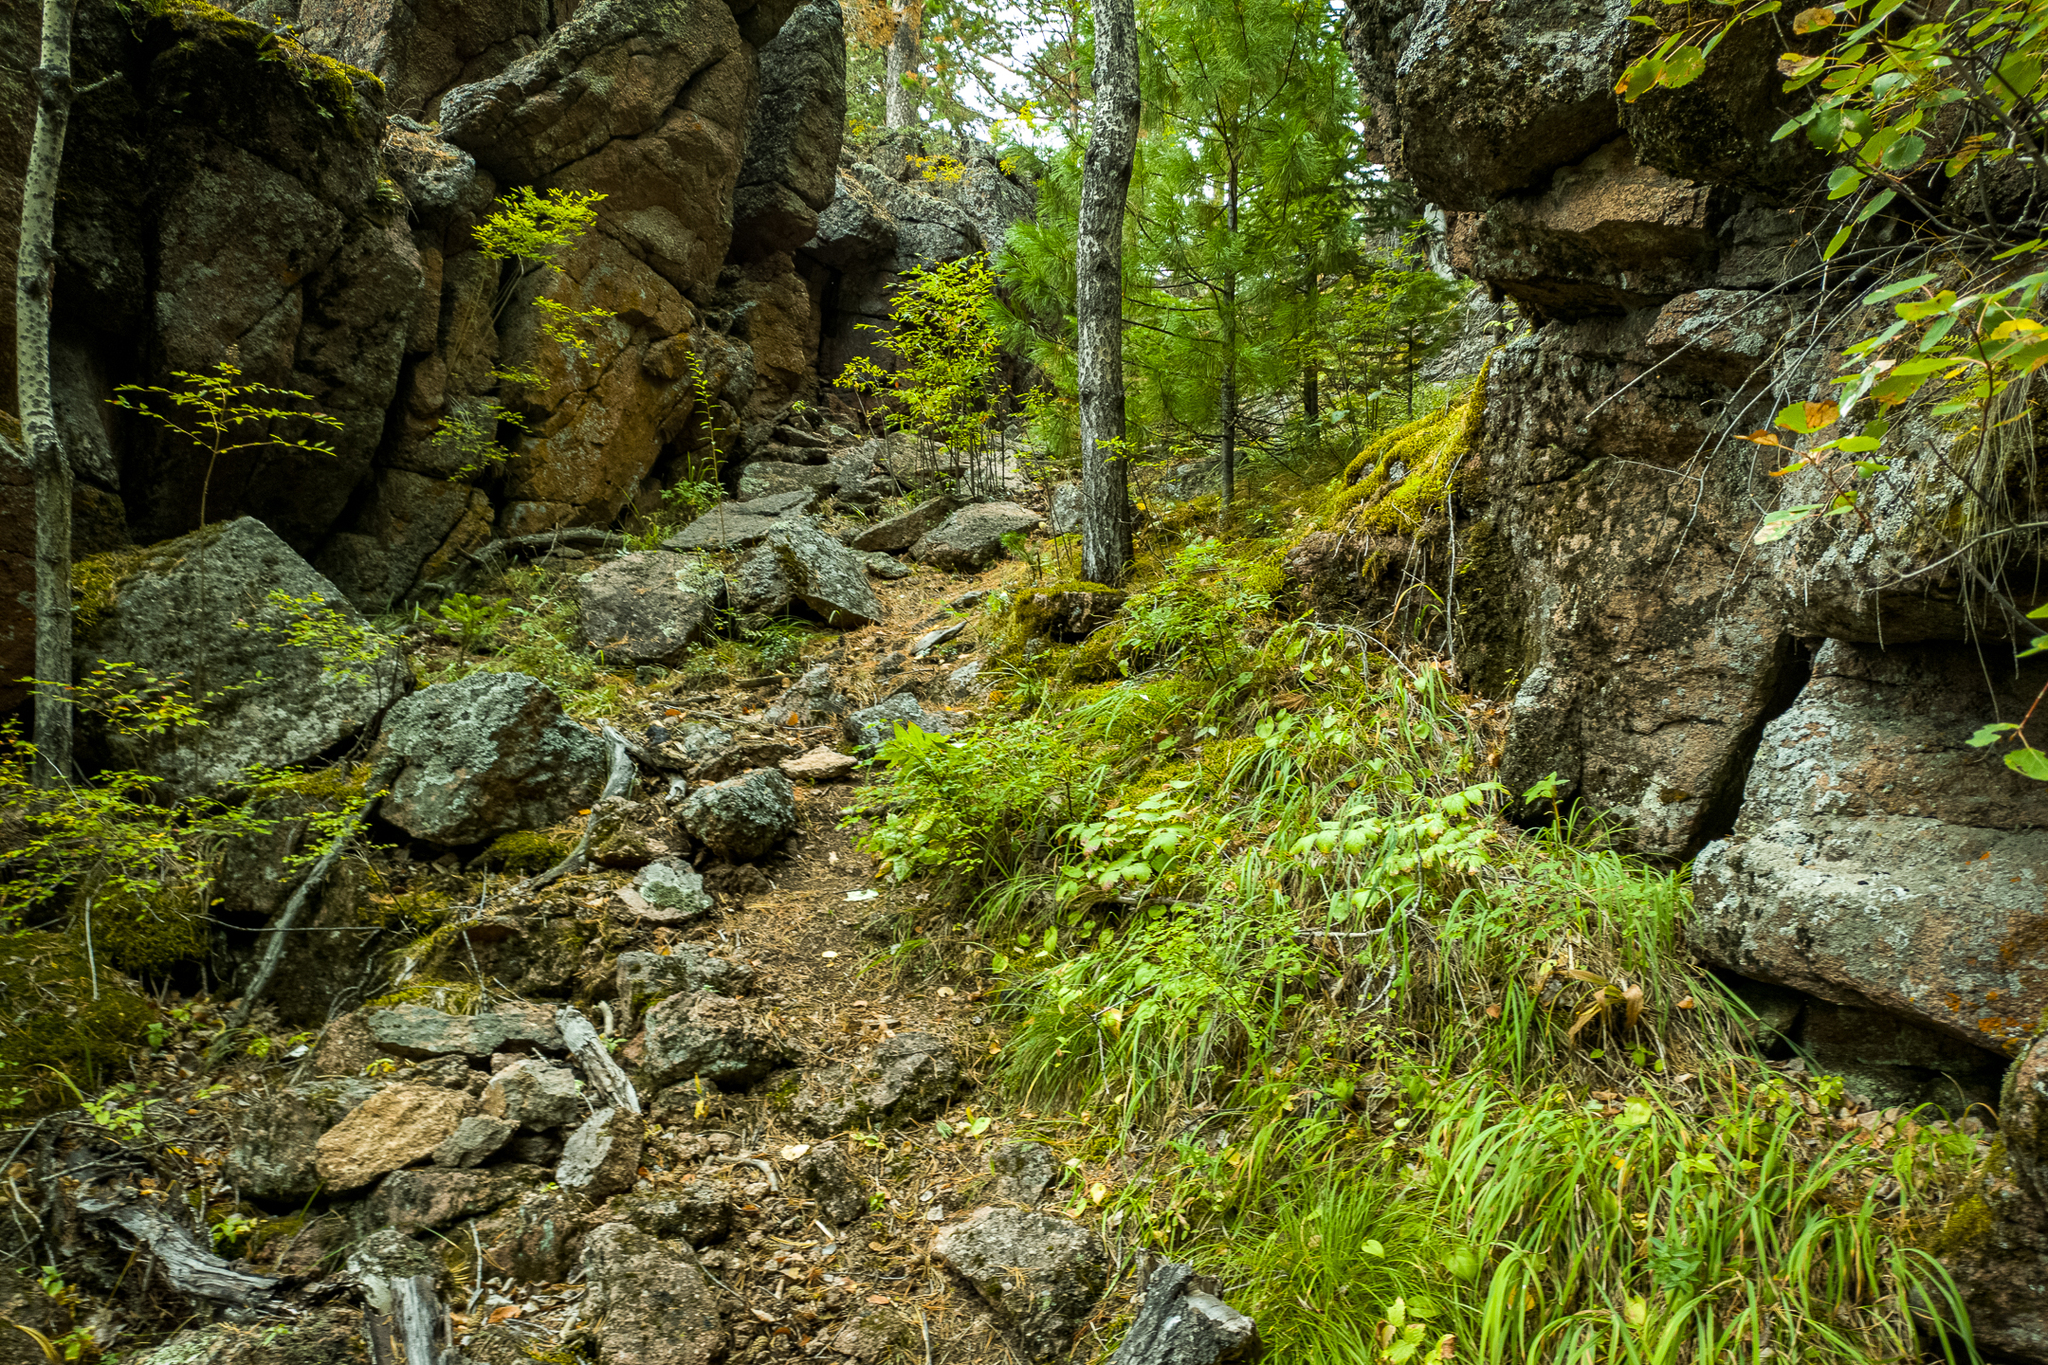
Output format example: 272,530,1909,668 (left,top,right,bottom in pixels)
433,1114,519,1168
629,860,717,923
843,695,956,757
793,1141,868,1226
641,993,794,1088
473,1188,603,1284
680,767,799,860
947,660,987,699
780,747,859,782
763,664,849,727
480,1058,584,1130
862,551,912,580
934,1207,1110,1359
313,1085,475,1193
989,1142,1059,1205
558,1107,644,1200
615,948,755,1026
